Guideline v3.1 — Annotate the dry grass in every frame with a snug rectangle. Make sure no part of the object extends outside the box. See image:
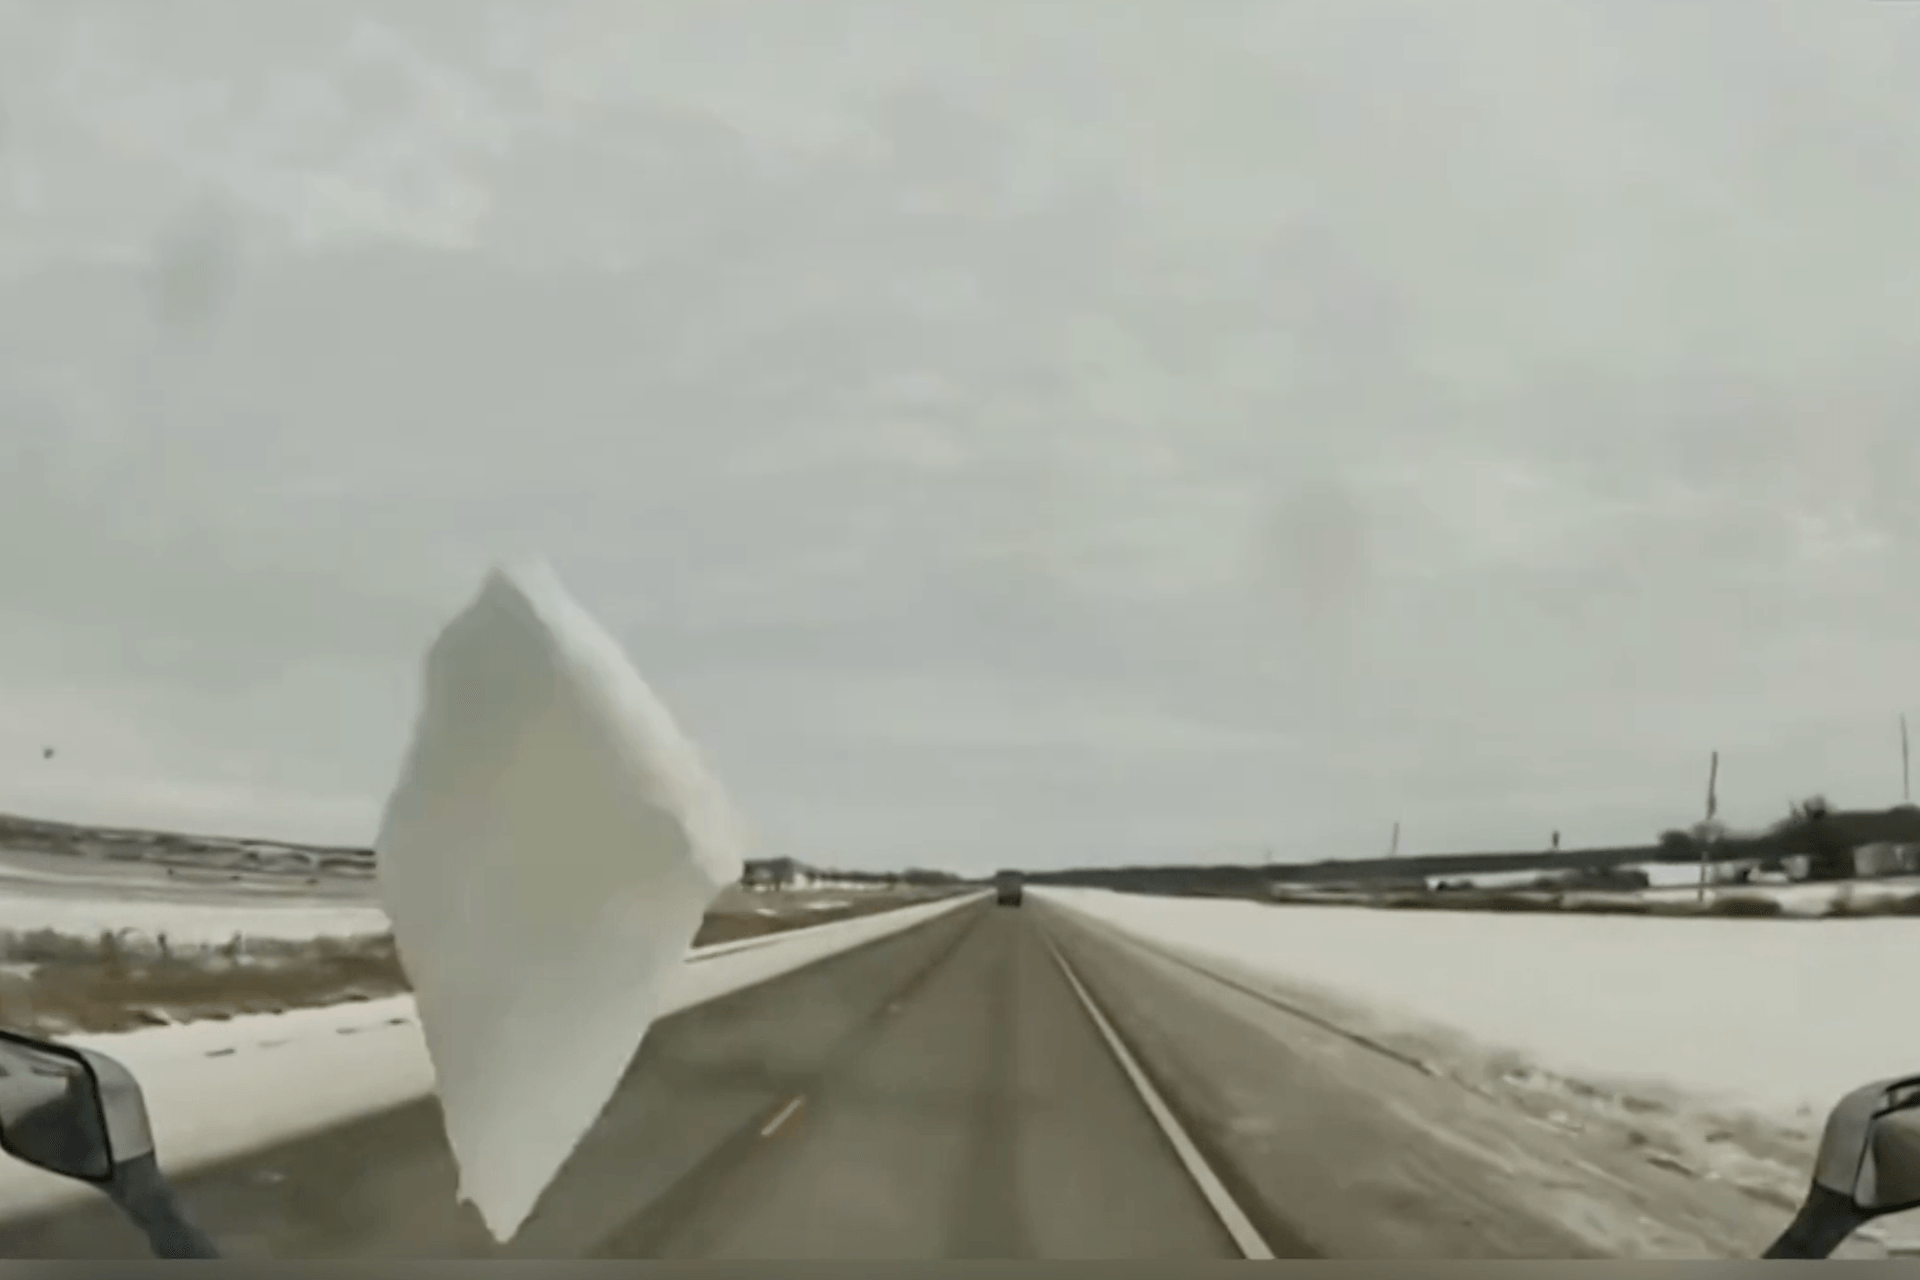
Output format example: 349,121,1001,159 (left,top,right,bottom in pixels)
0,892,948,1038
1820,890,1920,918
0,930,407,1037
689,906,865,945
1705,893,1787,917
